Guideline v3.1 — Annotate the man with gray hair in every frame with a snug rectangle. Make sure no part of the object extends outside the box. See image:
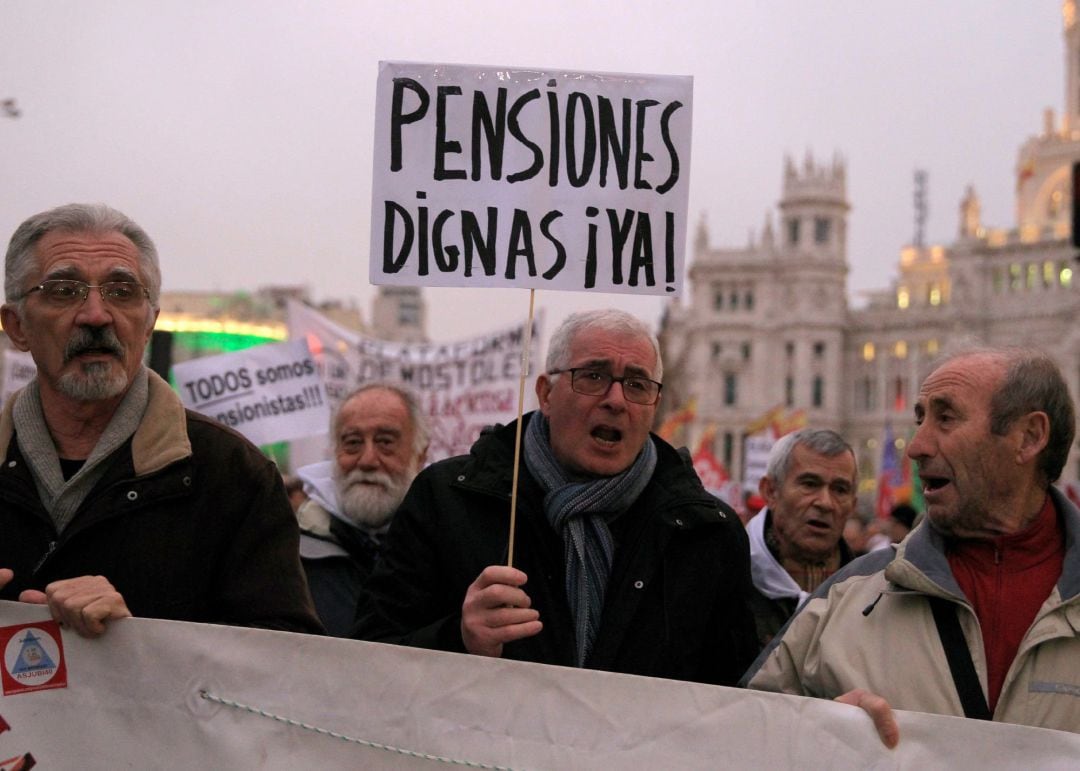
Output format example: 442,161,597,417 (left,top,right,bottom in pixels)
355,309,757,685
297,382,429,636
744,346,1080,744
0,203,320,636
746,428,857,646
